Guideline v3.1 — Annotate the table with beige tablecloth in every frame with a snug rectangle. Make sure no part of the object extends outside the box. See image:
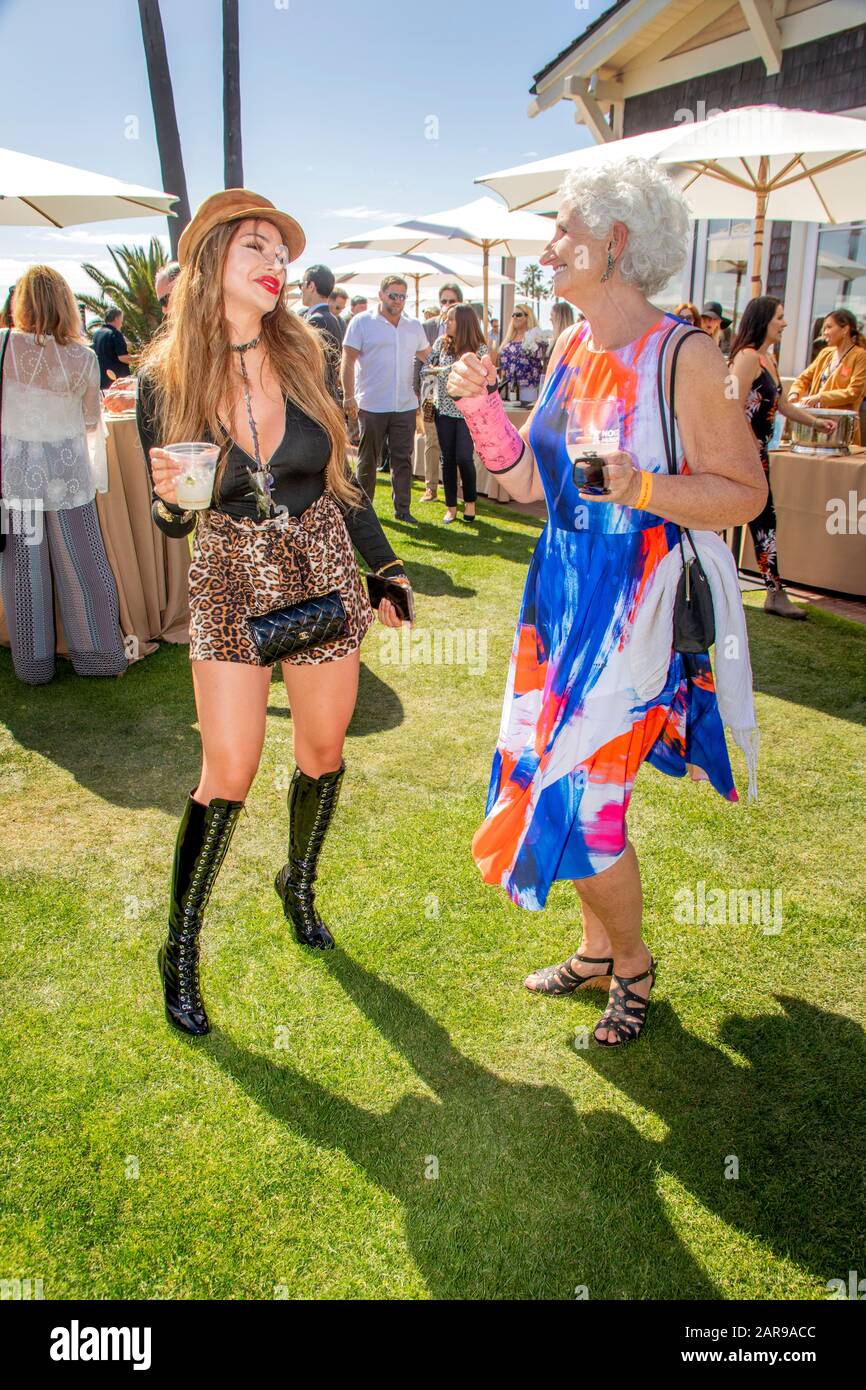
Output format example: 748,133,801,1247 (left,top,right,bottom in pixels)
0,414,190,662
736,447,866,597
